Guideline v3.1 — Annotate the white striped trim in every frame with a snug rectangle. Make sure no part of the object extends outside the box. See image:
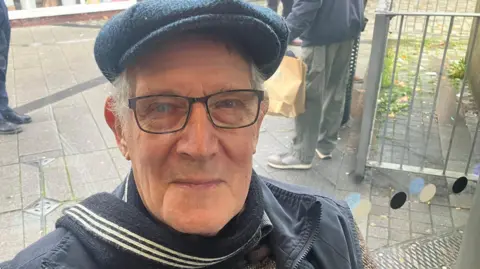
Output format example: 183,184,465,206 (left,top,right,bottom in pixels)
64,204,249,267
65,210,203,269
122,173,130,203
